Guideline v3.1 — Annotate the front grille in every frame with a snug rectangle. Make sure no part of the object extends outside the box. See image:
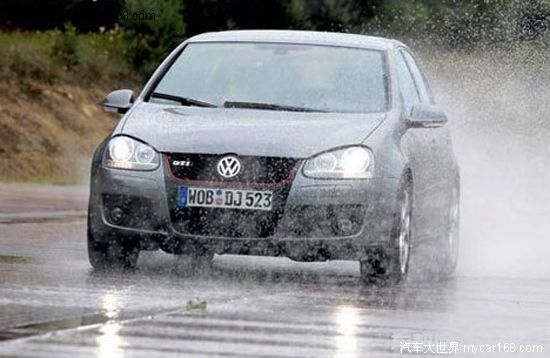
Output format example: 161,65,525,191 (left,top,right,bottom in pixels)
165,153,299,185
165,153,299,238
